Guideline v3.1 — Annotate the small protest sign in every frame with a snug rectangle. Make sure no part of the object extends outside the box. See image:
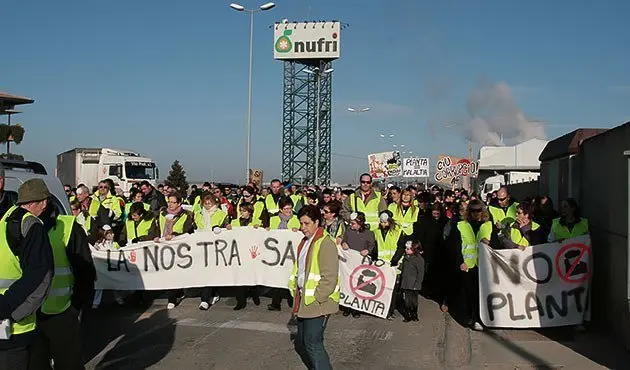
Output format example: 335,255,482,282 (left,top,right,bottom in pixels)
402,157,429,178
